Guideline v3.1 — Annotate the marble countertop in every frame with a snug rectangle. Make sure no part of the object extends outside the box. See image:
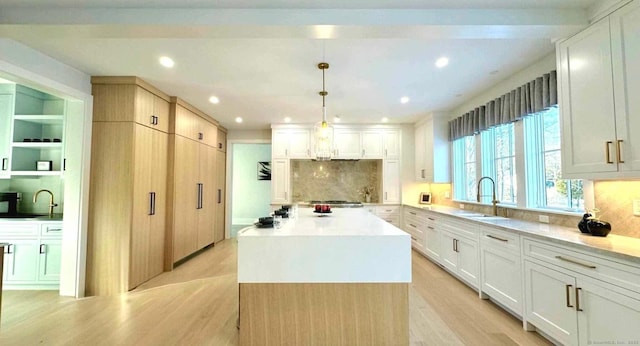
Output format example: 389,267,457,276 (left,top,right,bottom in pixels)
404,203,640,265
237,208,411,283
